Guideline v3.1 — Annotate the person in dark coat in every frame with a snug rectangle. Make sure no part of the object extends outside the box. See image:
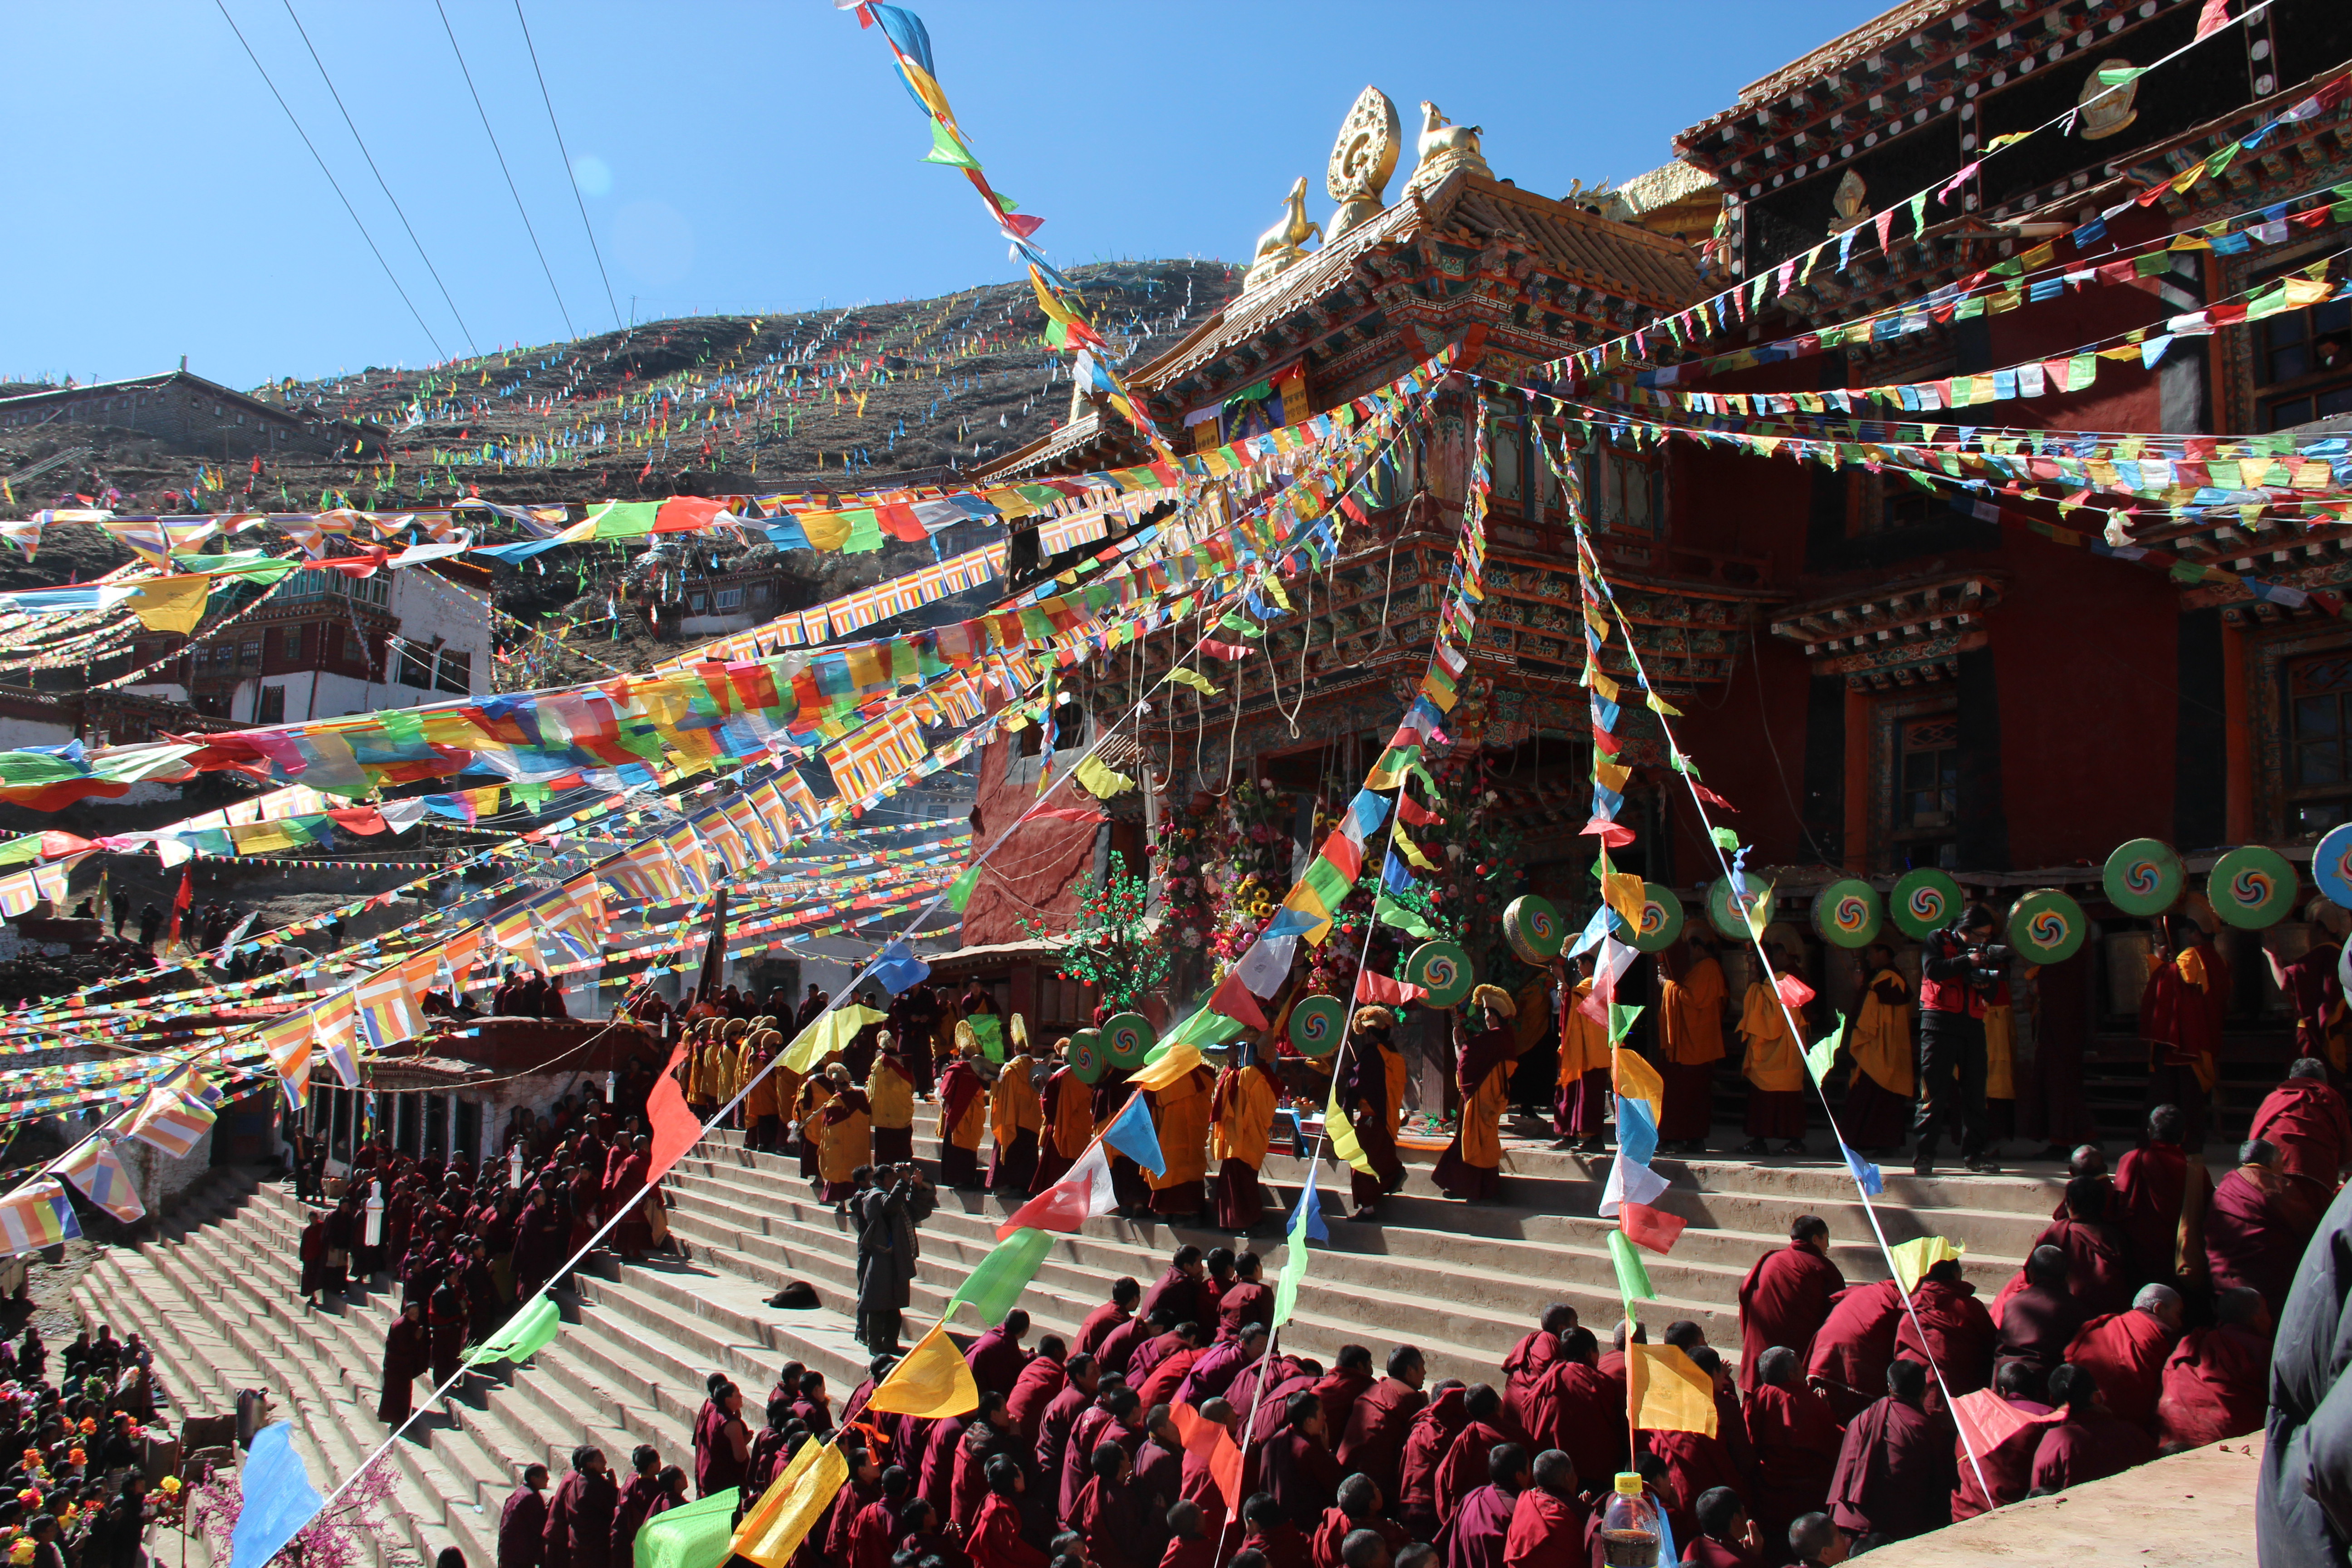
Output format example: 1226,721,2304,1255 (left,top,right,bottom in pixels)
377,1300,431,1425
499,1465,550,1568
853,1165,934,1354
2259,1177,2352,1566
